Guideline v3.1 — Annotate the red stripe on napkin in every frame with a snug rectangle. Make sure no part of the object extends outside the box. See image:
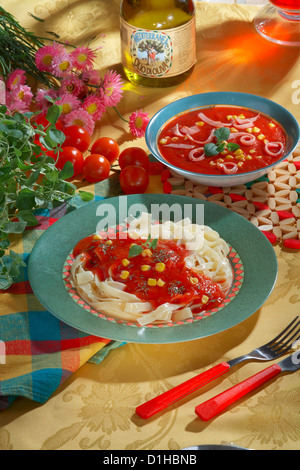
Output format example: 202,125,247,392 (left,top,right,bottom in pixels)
5,336,111,355
0,281,33,295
